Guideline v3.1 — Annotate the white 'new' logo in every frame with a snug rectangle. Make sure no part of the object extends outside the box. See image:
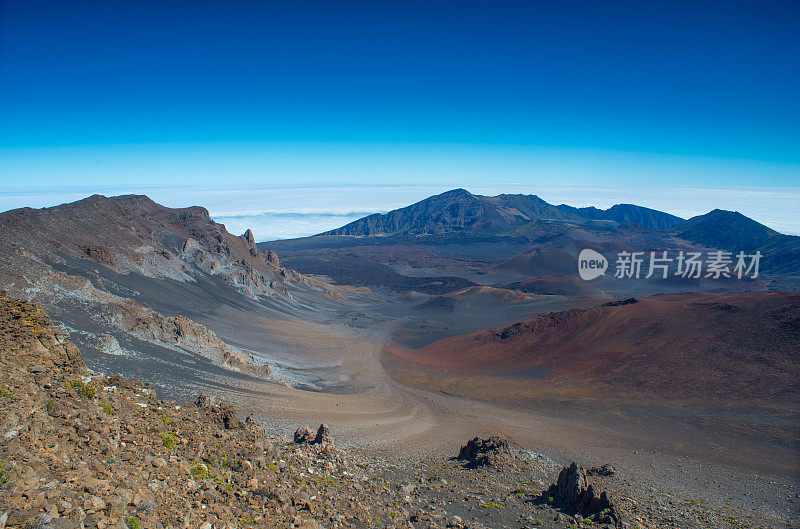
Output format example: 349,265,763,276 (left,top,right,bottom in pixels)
578,249,608,280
